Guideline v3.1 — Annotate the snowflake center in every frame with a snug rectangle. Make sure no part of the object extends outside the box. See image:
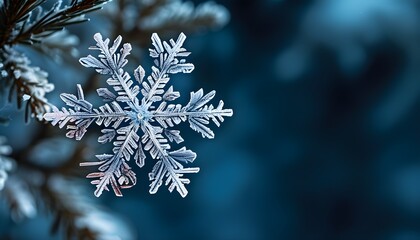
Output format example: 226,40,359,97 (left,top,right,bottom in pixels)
134,107,151,123
137,112,145,121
